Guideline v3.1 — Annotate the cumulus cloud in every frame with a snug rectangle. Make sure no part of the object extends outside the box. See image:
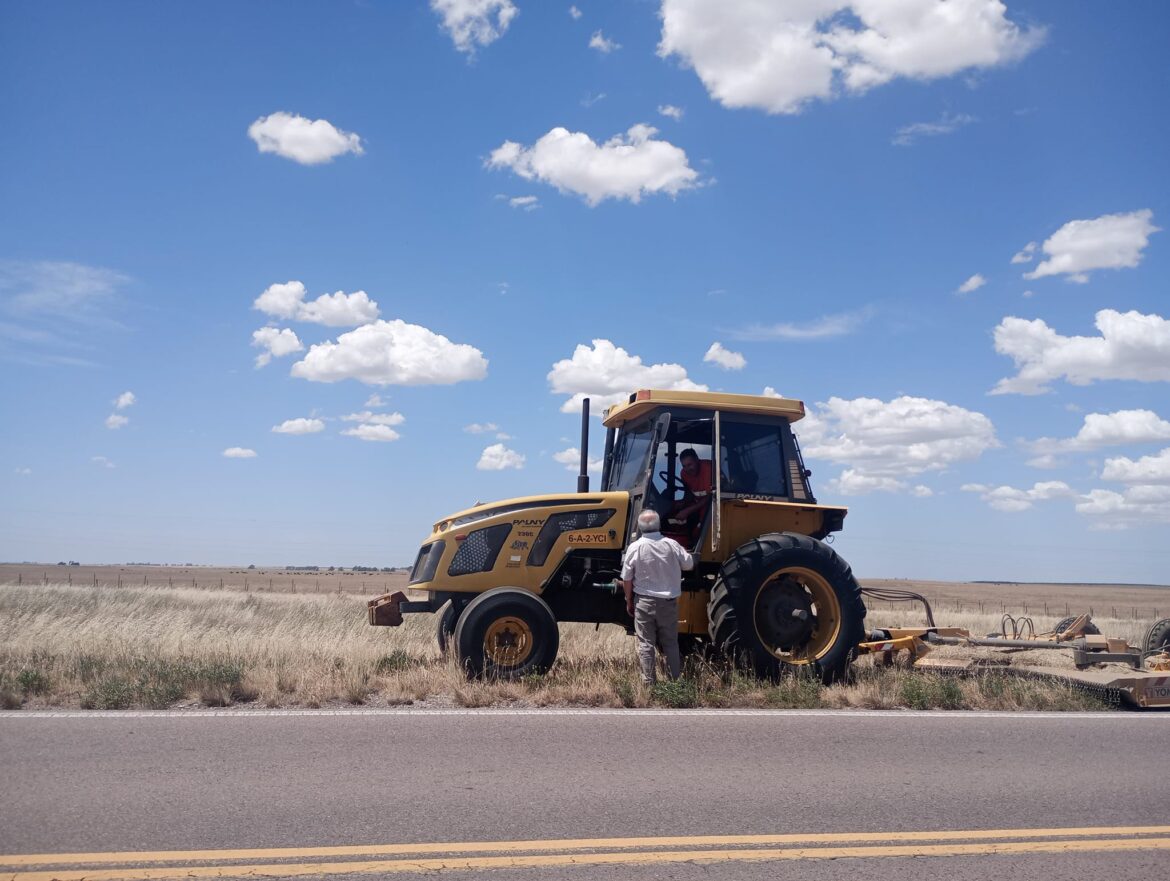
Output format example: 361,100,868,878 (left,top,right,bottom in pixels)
91,455,115,469
554,447,603,474
725,310,869,341
291,319,488,387
1028,410,1170,455
253,281,379,328
487,124,701,206
1100,448,1170,485
799,395,999,495
223,447,257,459
548,339,707,413
364,393,387,408
342,424,401,442
569,5,582,20
431,0,517,53
1011,241,1037,264
991,309,1170,395
341,410,406,426
247,112,364,165
658,0,1044,115
478,443,525,470
589,30,621,52
114,391,135,410
105,413,128,430
962,480,1075,512
761,387,785,399
1024,210,1159,283
272,418,325,435
956,273,986,295
892,112,976,146
658,104,684,120
251,327,304,368
1076,485,1170,529
464,422,500,434
703,342,746,370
